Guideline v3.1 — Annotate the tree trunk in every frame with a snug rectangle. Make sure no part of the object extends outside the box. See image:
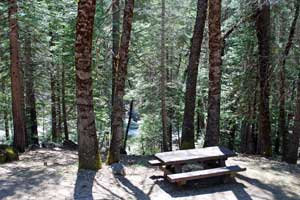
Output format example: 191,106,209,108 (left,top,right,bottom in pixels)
75,0,101,170
24,34,39,145
108,0,135,164
255,0,272,157
160,0,170,152
50,73,57,142
246,89,257,154
111,0,121,138
196,97,205,140
240,120,249,153
228,121,236,150
181,0,207,150
123,100,134,153
4,109,9,141
285,74,300,164
112,0,120,106
62,64,69,140
204,0,222,147
9,0,26,152
279,1,300,161
56,74,62,141
49,32,57,143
